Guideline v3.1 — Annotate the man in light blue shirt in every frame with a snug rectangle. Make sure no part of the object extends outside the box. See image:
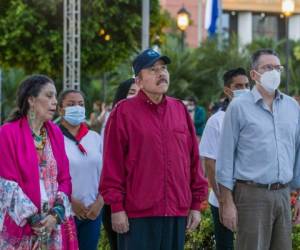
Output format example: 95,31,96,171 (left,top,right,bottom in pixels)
216,48,300,250
200,67,249,250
